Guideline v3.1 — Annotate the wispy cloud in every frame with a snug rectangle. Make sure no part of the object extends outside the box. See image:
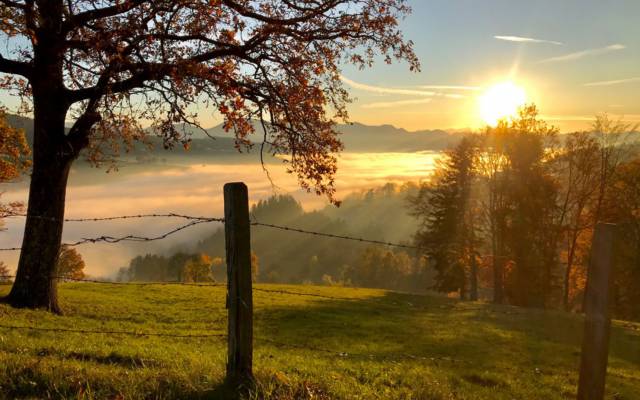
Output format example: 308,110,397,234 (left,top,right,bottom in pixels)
584,77,640,87
340,76,469,105
361,98,433,109
417,85,481,91
341,76,437,97
539,44,625,64
495,35,563,45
